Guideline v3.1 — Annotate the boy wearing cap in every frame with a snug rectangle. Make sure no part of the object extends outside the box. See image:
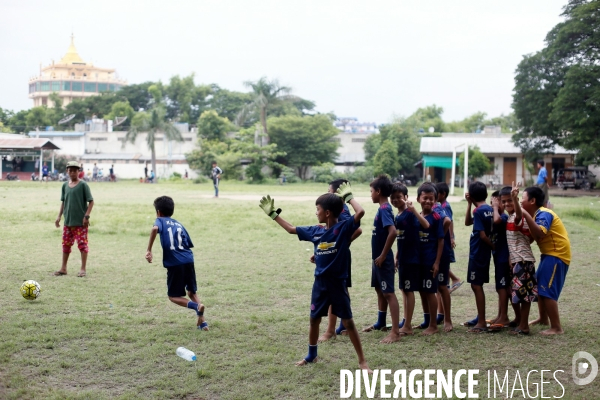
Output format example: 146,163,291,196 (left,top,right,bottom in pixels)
54,161,94,277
